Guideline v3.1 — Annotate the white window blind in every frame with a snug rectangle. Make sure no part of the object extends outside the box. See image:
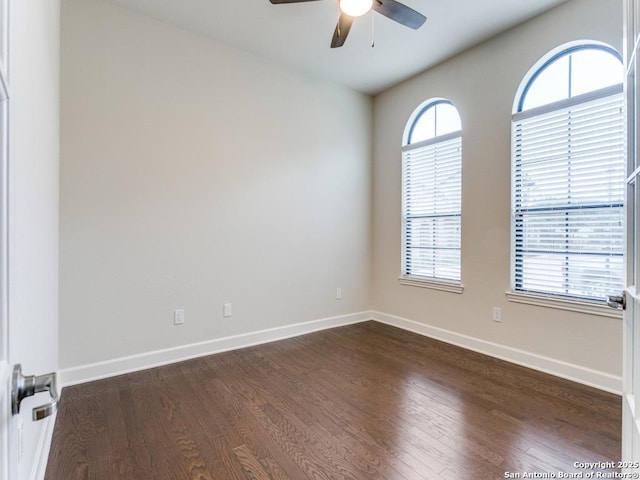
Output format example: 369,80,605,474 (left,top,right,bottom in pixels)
402,132,462,282
512,85,624,302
